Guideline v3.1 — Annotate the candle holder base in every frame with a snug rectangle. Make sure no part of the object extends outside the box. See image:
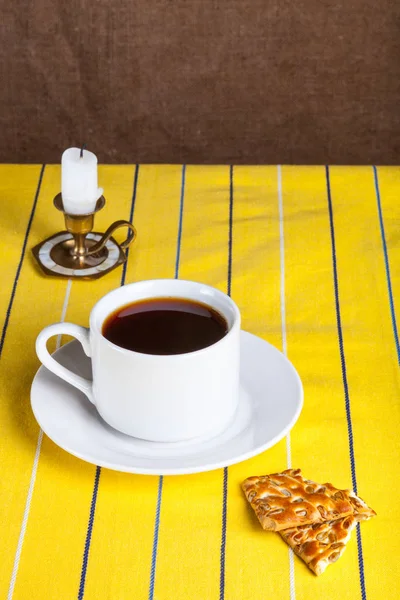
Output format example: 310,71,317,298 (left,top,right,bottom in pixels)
50,237,109,270
32,194,136,280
